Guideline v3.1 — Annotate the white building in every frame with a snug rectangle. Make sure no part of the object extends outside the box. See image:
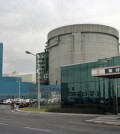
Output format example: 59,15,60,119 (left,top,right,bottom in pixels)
47,24,119,84
3,71,36,83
